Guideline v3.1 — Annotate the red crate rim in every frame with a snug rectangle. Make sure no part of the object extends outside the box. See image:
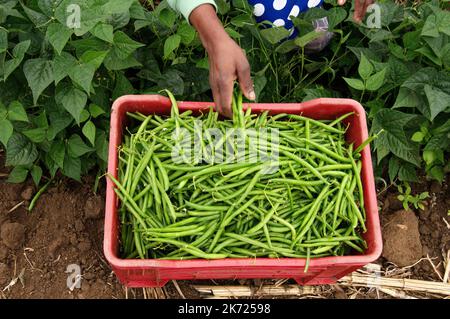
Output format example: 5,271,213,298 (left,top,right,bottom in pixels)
104,95,382,270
